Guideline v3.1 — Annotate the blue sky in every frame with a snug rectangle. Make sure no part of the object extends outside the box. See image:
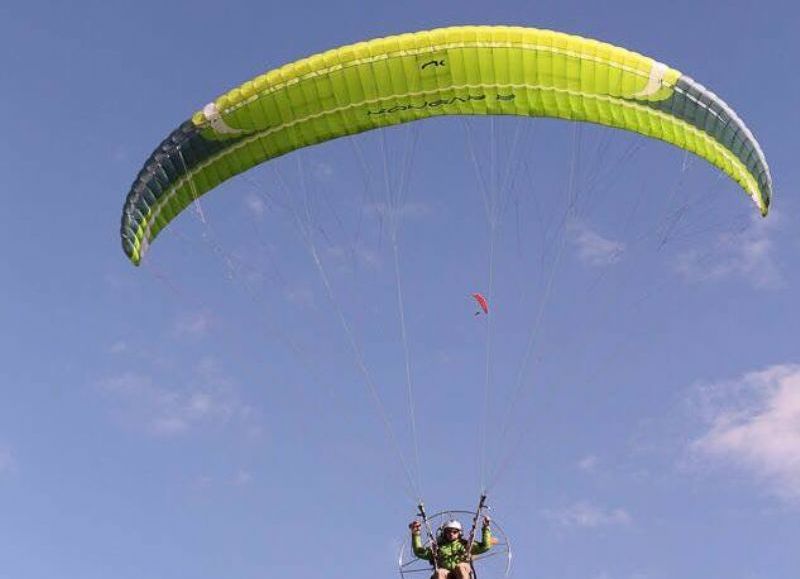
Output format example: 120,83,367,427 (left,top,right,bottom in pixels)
1,1,799,578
